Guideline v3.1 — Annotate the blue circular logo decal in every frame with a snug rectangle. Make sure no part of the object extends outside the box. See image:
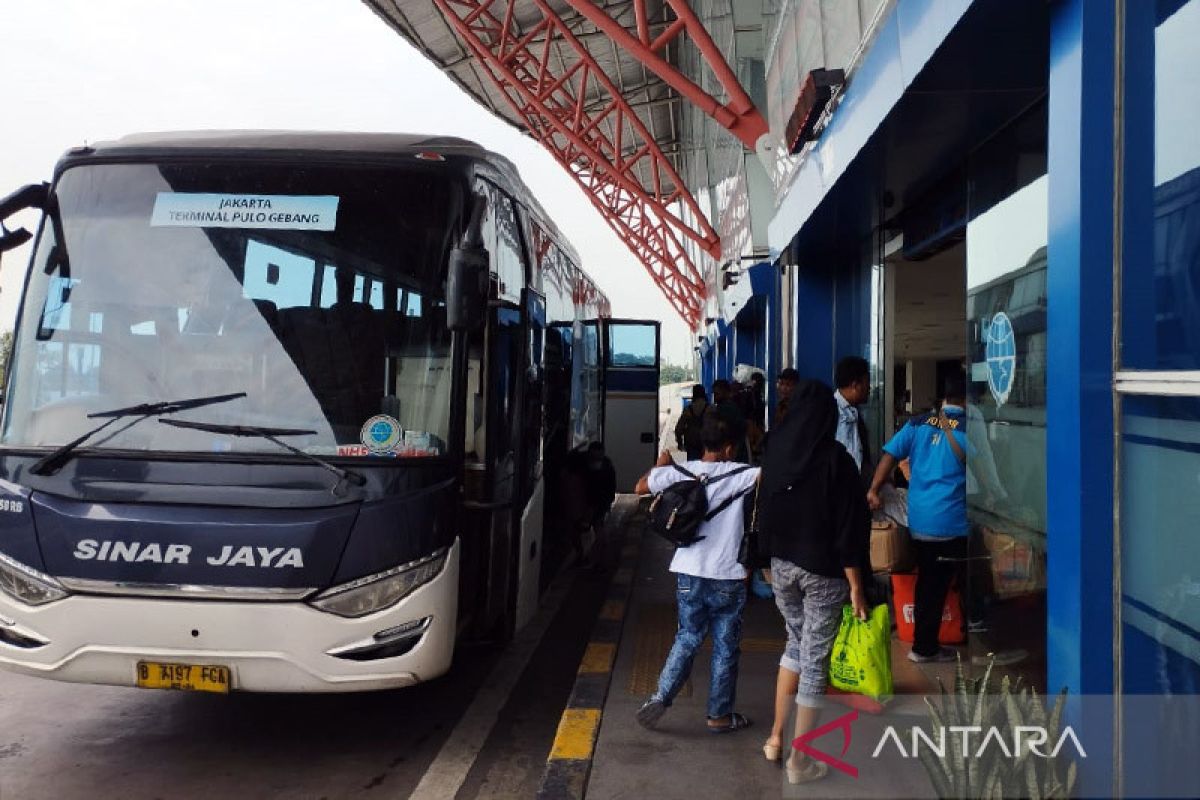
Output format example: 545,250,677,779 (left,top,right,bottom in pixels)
985,312,1016,407
360,415,402,454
